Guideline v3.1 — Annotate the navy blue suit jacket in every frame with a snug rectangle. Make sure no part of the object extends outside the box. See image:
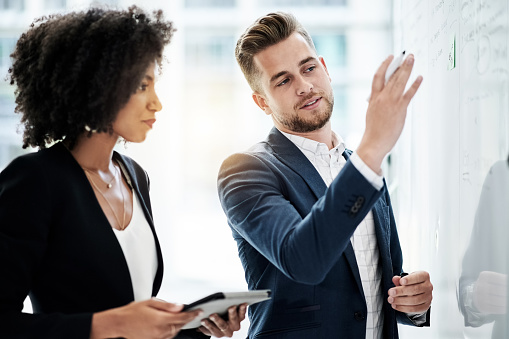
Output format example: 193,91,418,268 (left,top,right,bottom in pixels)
218,128,424,338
